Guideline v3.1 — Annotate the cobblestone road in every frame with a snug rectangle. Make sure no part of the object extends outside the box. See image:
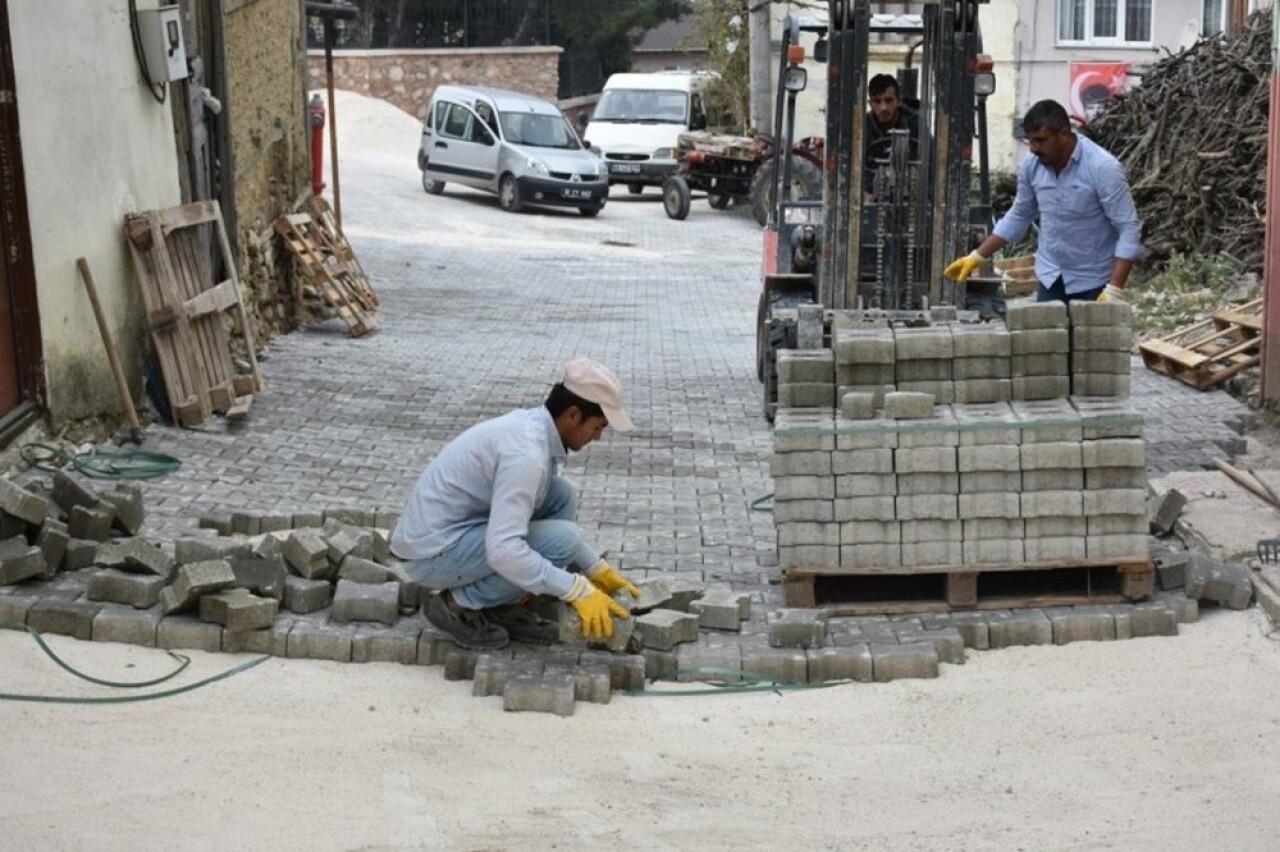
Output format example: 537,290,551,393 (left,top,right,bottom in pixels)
115,143,1252,602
